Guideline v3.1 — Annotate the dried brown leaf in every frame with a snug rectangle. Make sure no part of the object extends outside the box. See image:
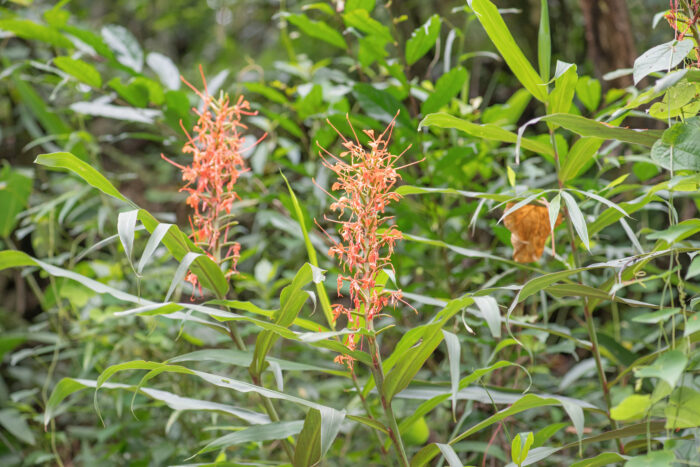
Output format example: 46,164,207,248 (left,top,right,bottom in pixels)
503,203,563,263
